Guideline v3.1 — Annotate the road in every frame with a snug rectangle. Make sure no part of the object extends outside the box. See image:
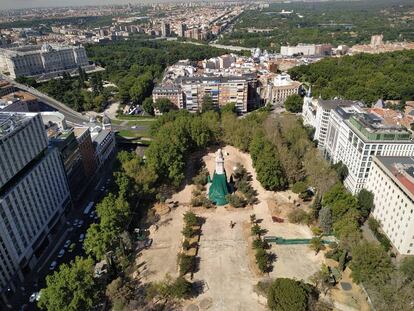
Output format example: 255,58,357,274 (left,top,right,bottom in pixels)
0,74,151,135
0,74,89,125
4,158,117,311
